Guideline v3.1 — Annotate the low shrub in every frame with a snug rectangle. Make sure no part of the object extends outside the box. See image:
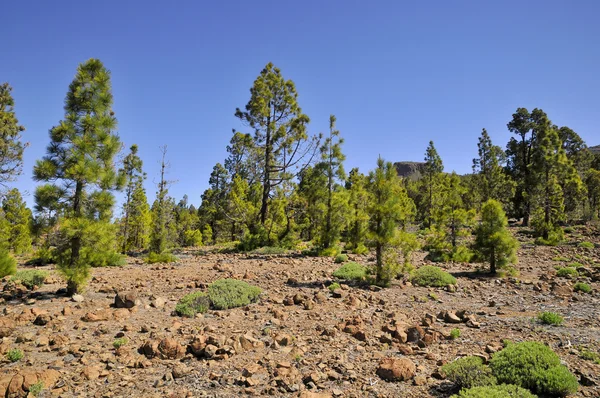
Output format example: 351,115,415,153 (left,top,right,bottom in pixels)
573,282,591,293
145,251,178,264
537,312,564,326
27,247,55,266
319,246,341,257
578,241,594,249
579,349,600,364
441,356,496,389
567,262,583,268
555,267,578,278
334,254,348,264
0,250,17,278
10,270,48,289
251,246,288,255
28,382,44,396
411,265,457,287
551,256,569,262
113,337,128,349
208,279,261,310
333,262,367,281
451,384,537,398
490,341,578,396
328,282,341,292
175,291,210,317
6,349,23,362
351,243,369,255
450,328,461,340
